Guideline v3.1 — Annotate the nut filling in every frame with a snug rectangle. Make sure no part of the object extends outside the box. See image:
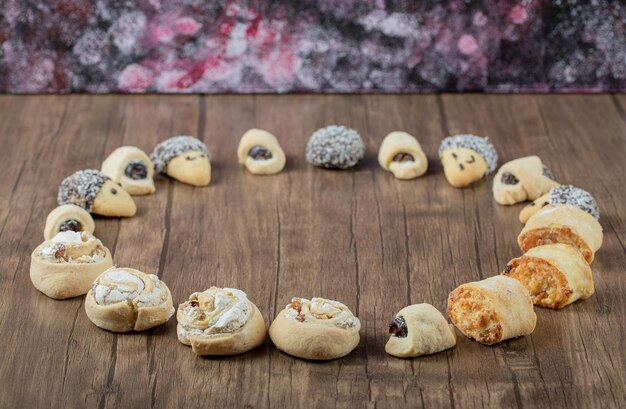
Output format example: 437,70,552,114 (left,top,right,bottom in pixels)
248,145,273,160
503,256,571,309
519,227,592,263
392,152,414,162
124,160,148,180
389,316,408,337
448,288,502,344
59,219,82,233
38,231,106,264
501,171,519,185
284,297,359,329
